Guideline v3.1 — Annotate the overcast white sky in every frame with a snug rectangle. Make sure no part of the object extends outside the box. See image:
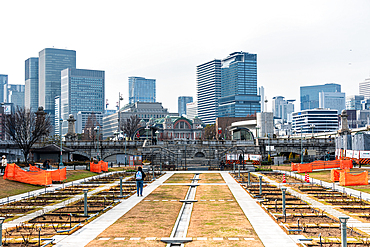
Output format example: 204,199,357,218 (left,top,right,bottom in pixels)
1,0,369,113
